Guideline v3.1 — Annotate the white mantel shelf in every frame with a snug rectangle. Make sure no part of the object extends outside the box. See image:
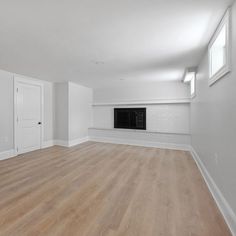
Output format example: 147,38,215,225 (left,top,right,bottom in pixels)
92,98,191,106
